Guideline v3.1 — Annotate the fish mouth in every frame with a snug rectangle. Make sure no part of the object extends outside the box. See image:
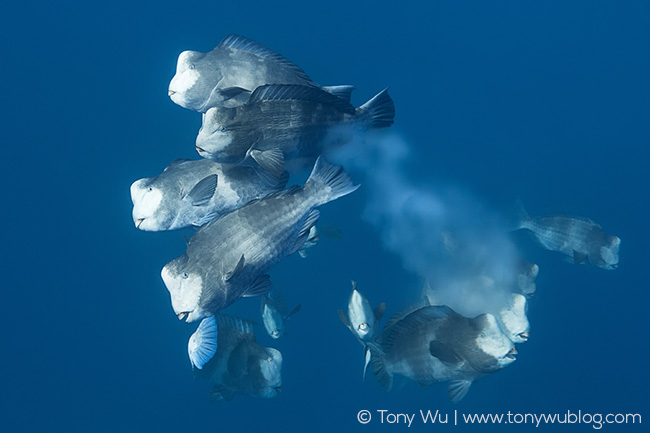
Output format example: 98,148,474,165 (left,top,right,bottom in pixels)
505,347,518,360
177,312,189,321
195,145,205,153
273,386,282,393
518,331,530,341
135,218,145,228
168,90,176,96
